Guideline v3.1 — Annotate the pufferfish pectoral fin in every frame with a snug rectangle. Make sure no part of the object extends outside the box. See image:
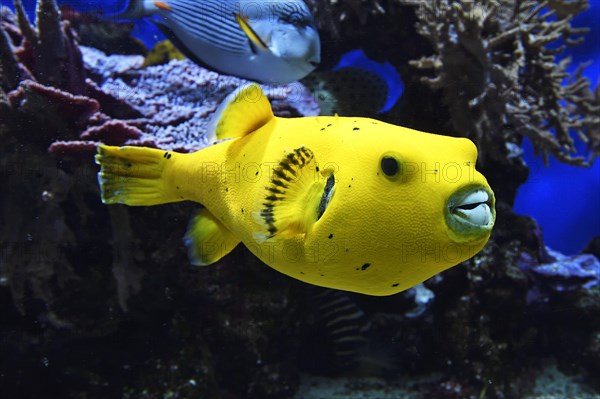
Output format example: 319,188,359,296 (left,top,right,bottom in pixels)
207,83,274,141
184,208,241,266
253,147,331,243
